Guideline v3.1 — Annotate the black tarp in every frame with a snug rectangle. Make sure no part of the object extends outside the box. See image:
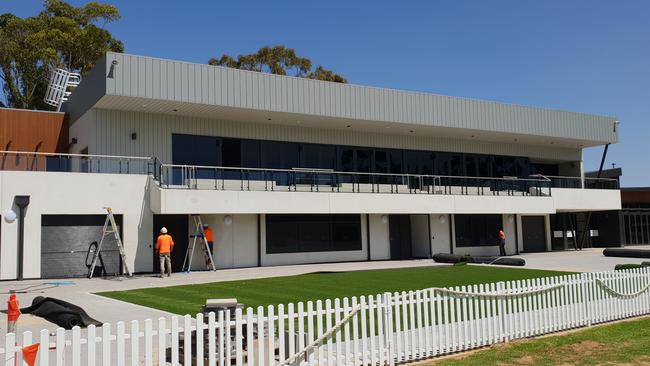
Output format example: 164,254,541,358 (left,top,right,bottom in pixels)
20,296,102,329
